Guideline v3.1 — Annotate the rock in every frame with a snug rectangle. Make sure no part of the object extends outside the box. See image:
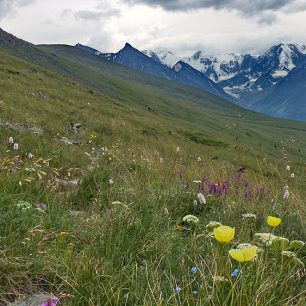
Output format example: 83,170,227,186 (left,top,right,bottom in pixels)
70,122,82,132
32,91,46,99
0,118,43,134
10,294,51,306
58,137,81,145
55,177,81,190
222,160,234,168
